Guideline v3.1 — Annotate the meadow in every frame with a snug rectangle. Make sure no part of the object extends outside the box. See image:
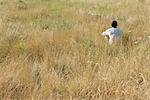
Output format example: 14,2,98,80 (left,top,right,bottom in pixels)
0,0,150,99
